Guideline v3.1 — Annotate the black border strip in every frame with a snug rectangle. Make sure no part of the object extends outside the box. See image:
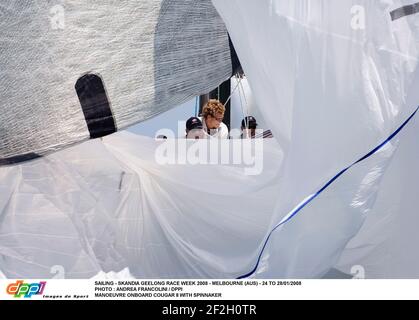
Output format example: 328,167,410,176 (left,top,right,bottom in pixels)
390,2,419,21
